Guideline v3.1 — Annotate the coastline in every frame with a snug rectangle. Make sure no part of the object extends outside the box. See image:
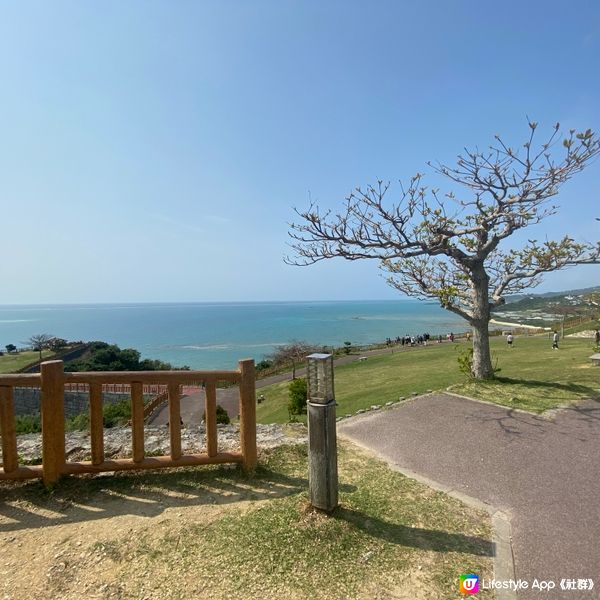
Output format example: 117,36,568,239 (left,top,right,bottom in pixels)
489,318,549,331
0,300,468,370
